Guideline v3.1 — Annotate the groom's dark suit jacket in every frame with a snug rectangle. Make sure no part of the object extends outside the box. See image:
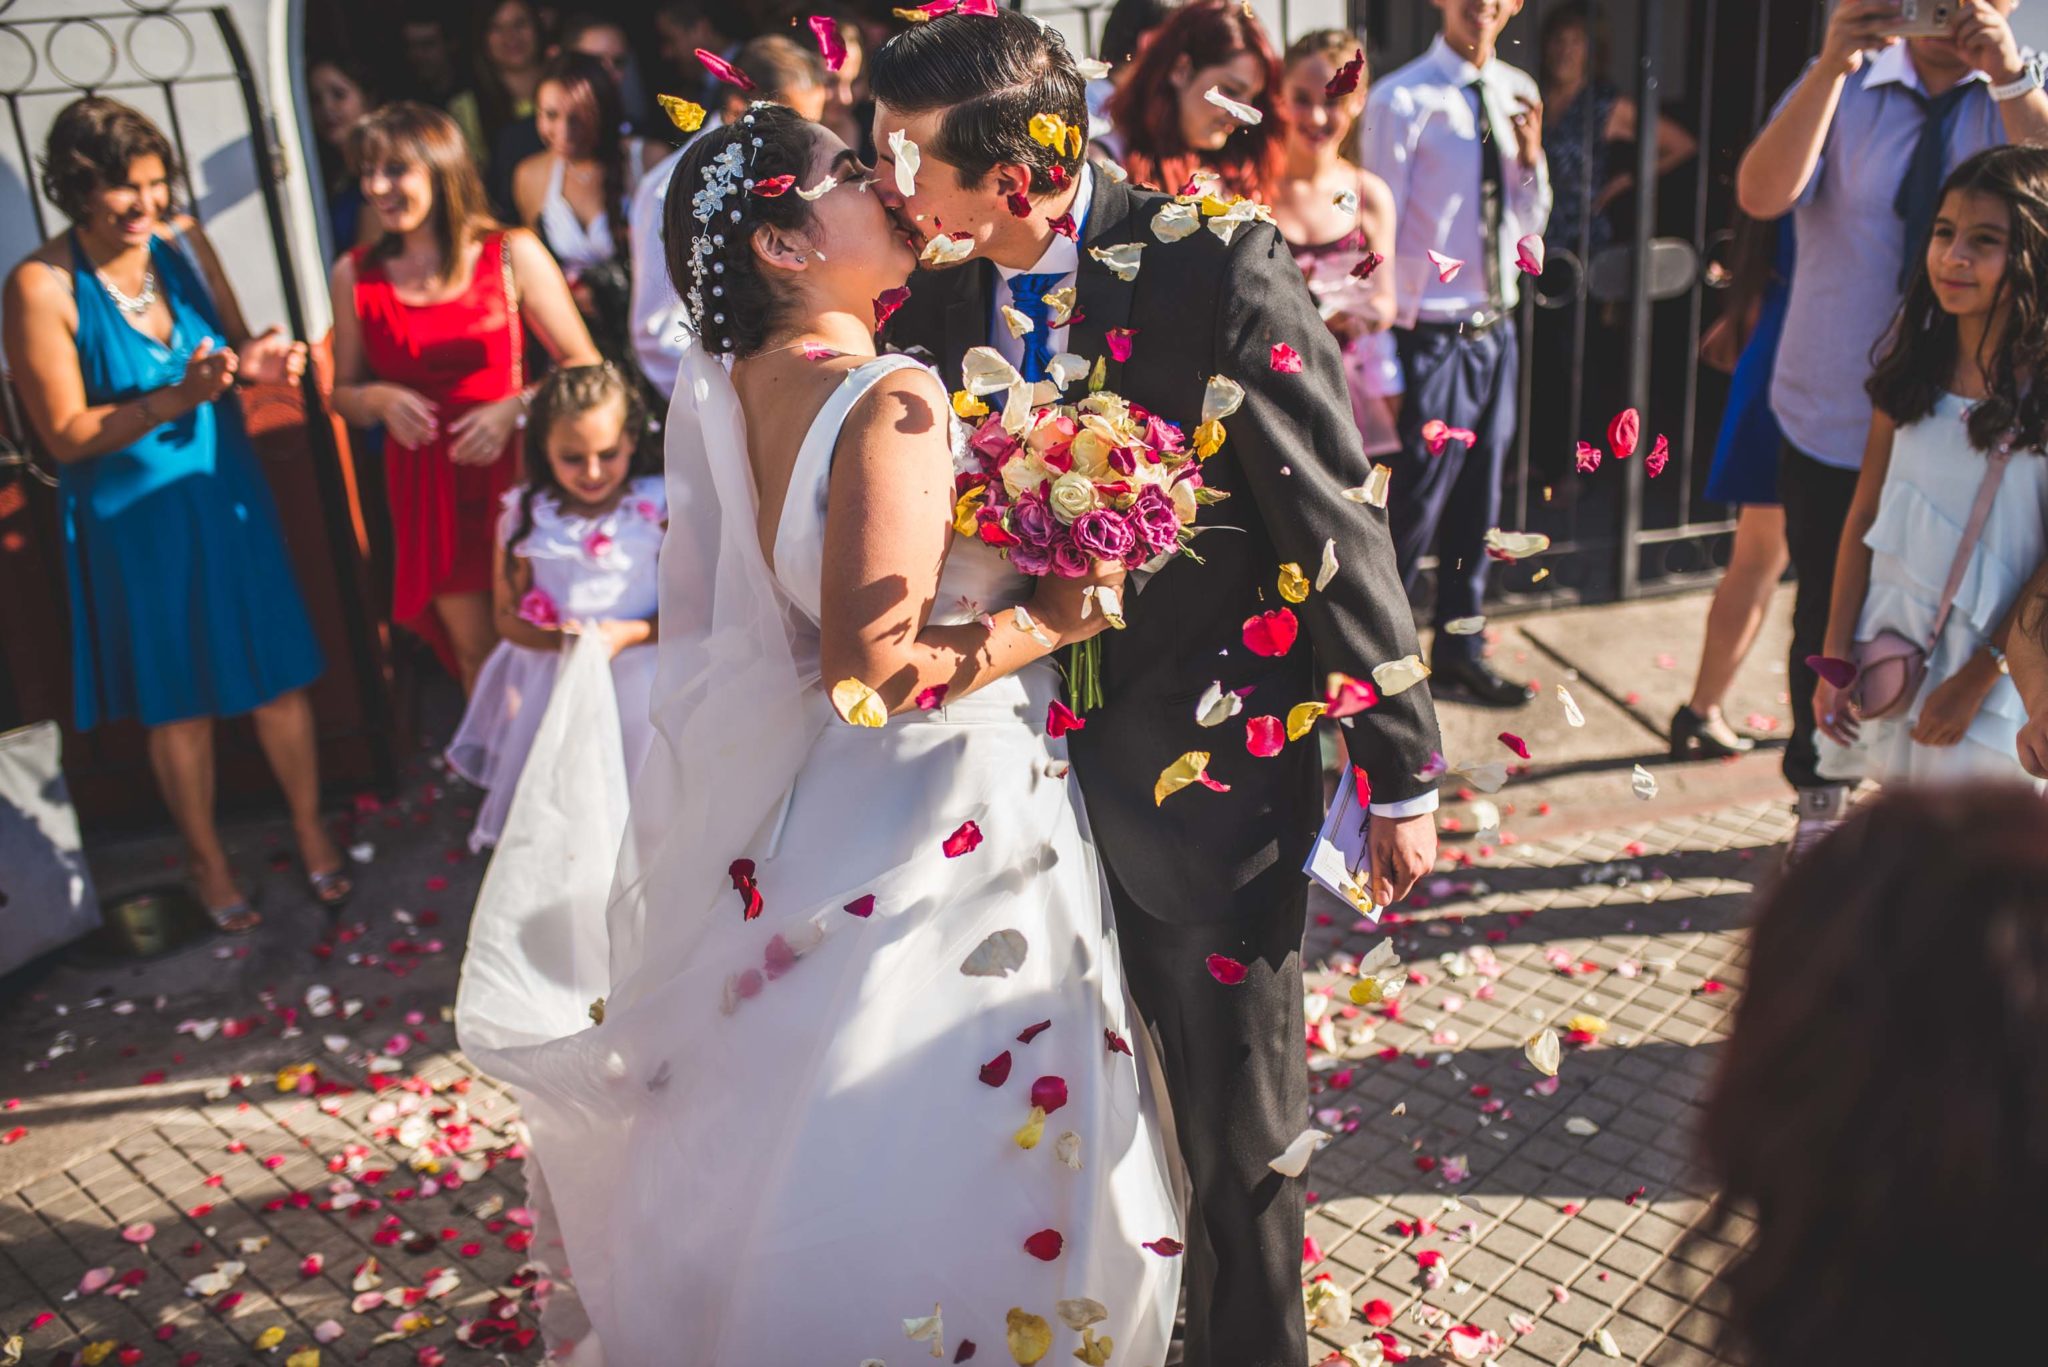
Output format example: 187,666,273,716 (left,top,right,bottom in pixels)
886,173,1442,927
